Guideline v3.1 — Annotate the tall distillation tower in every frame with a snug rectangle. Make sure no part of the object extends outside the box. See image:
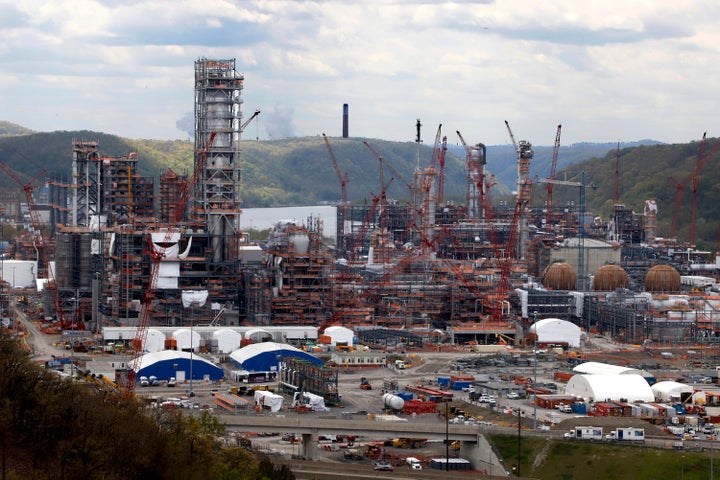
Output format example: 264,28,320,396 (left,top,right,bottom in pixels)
193,58,244,264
